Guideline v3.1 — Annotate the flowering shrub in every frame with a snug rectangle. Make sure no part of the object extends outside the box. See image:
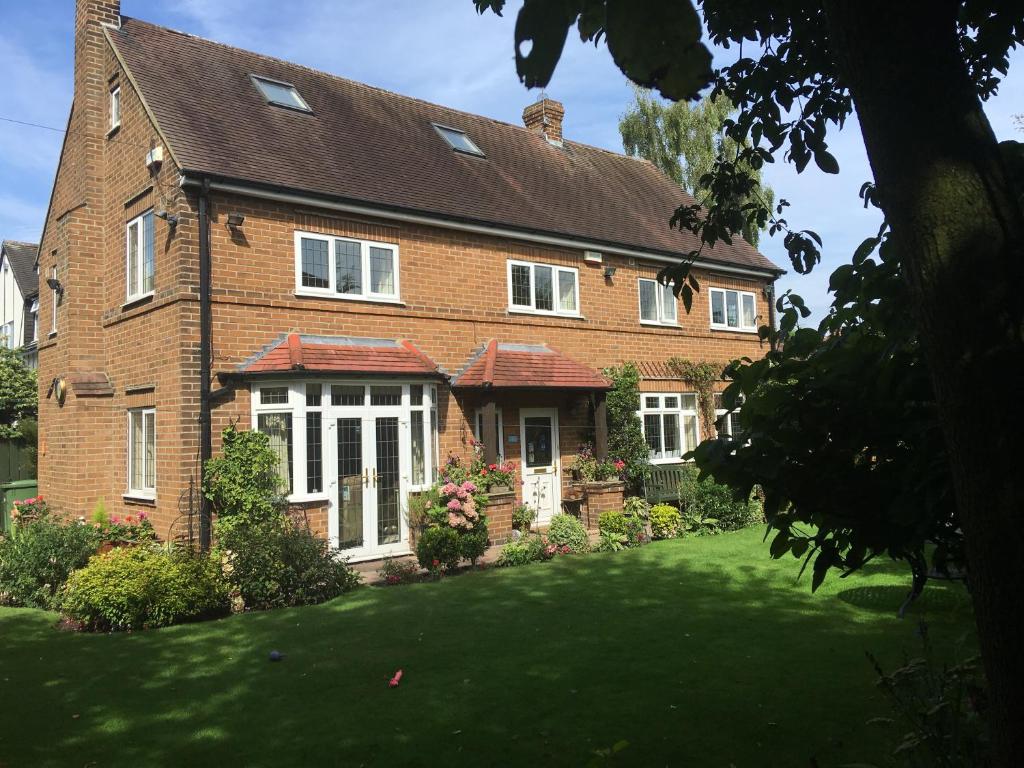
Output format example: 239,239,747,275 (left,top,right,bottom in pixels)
378,557,420,585
0,511,100,609
415,526,461,572
439,480,484,530
10,496,48,524
512,504,536,531
649,504,683,540
546,514,590,553
95,513,157,544
497,533,547,567
480,460,516,490
569,443,625,482
598,510,648,547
